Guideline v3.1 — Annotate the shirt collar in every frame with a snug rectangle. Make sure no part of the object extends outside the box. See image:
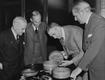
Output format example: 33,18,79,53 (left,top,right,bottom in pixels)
32,24,38,31
11,27,17,39
61,27,65,40
86,12,92,24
